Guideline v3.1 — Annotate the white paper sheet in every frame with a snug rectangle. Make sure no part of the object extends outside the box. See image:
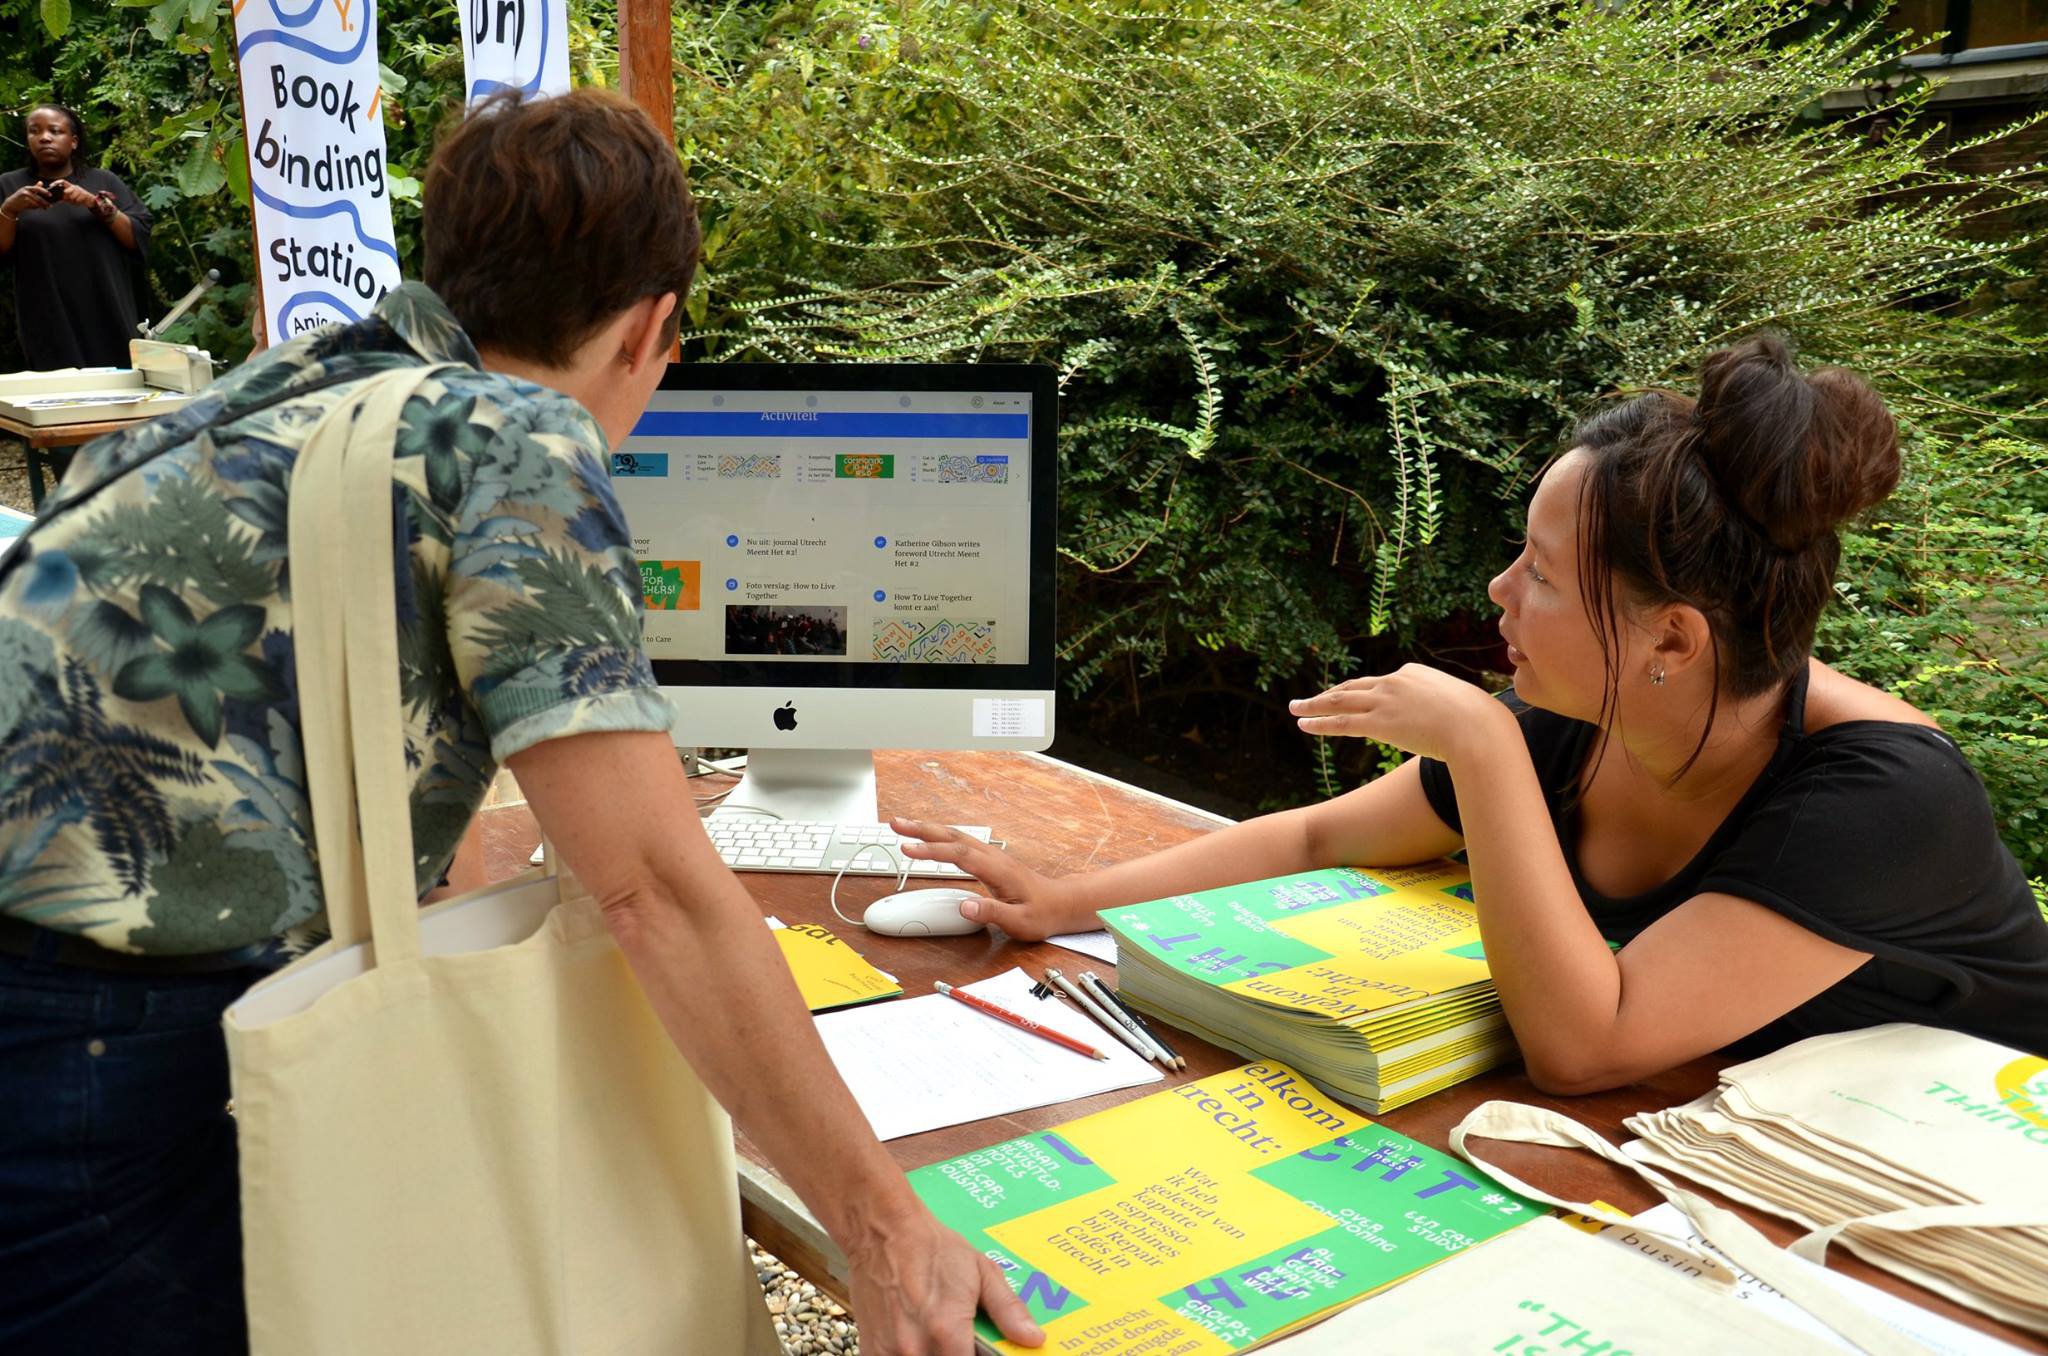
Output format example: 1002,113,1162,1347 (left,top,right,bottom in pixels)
812,966,1163,1140
1601,1203,2030,1356
1043,929,1117,964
